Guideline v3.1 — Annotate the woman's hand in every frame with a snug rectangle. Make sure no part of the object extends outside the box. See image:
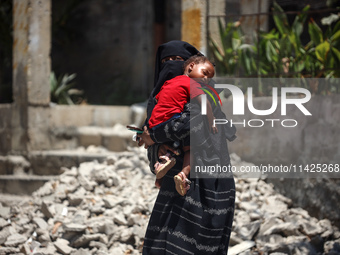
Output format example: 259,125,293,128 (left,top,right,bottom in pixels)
137,126,155,149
